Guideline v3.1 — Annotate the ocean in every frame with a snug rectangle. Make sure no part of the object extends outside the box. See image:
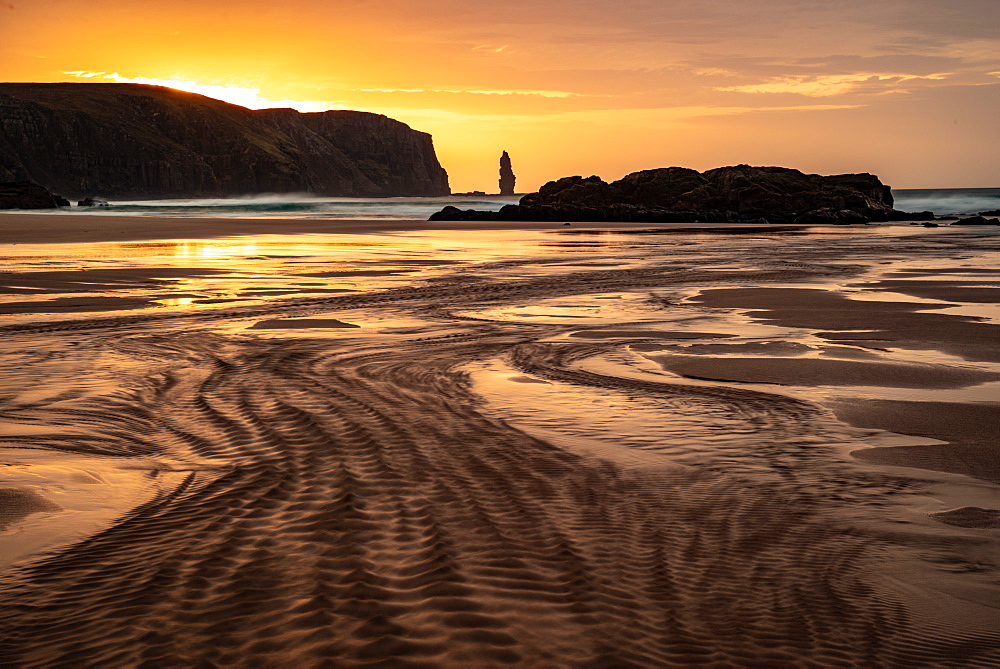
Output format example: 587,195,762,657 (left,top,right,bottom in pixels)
5,189,998,220
893,188,1000,216
10,195,519,220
